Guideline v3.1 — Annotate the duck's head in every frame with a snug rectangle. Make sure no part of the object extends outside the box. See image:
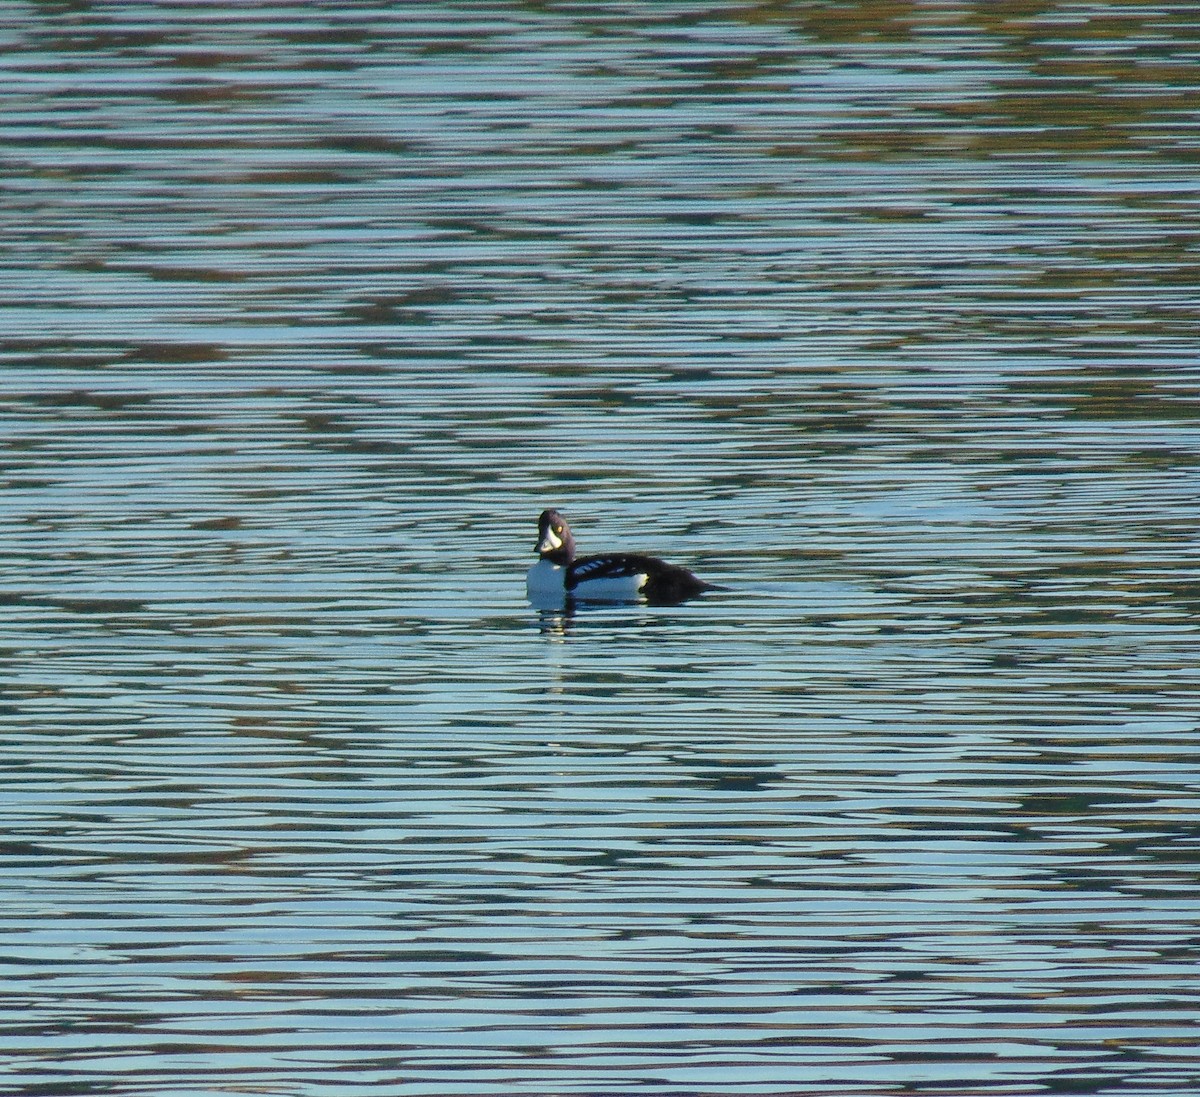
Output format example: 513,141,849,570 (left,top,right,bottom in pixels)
535,509,575,564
